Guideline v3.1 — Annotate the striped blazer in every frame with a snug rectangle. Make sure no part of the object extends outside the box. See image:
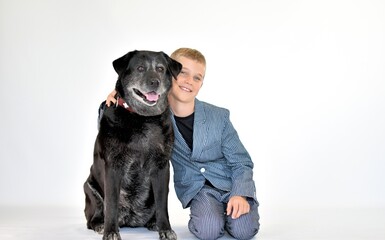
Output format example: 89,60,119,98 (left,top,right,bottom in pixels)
170,99,257,208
